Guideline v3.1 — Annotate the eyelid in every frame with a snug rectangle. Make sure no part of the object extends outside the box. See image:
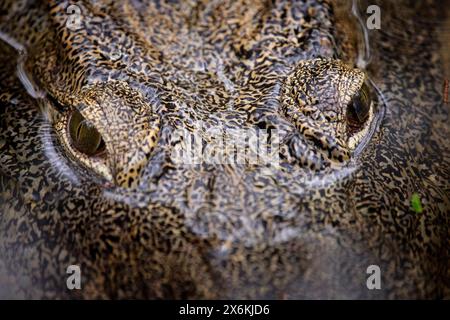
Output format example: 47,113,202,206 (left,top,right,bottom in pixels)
47,95,68,113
